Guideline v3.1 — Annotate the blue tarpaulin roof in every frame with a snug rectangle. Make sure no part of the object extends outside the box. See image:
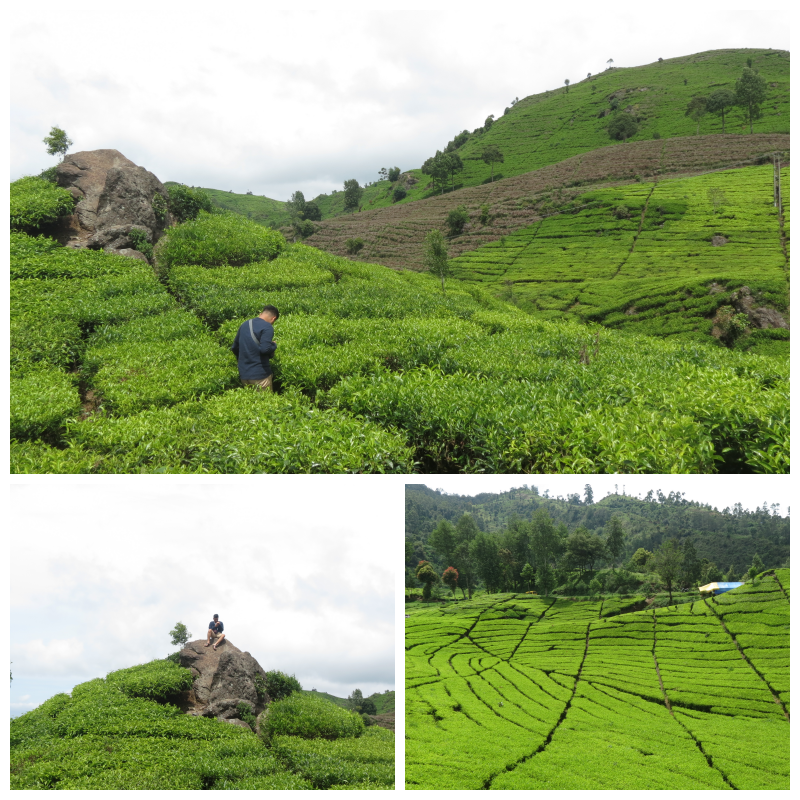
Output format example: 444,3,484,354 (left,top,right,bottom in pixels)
698,582,744,594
